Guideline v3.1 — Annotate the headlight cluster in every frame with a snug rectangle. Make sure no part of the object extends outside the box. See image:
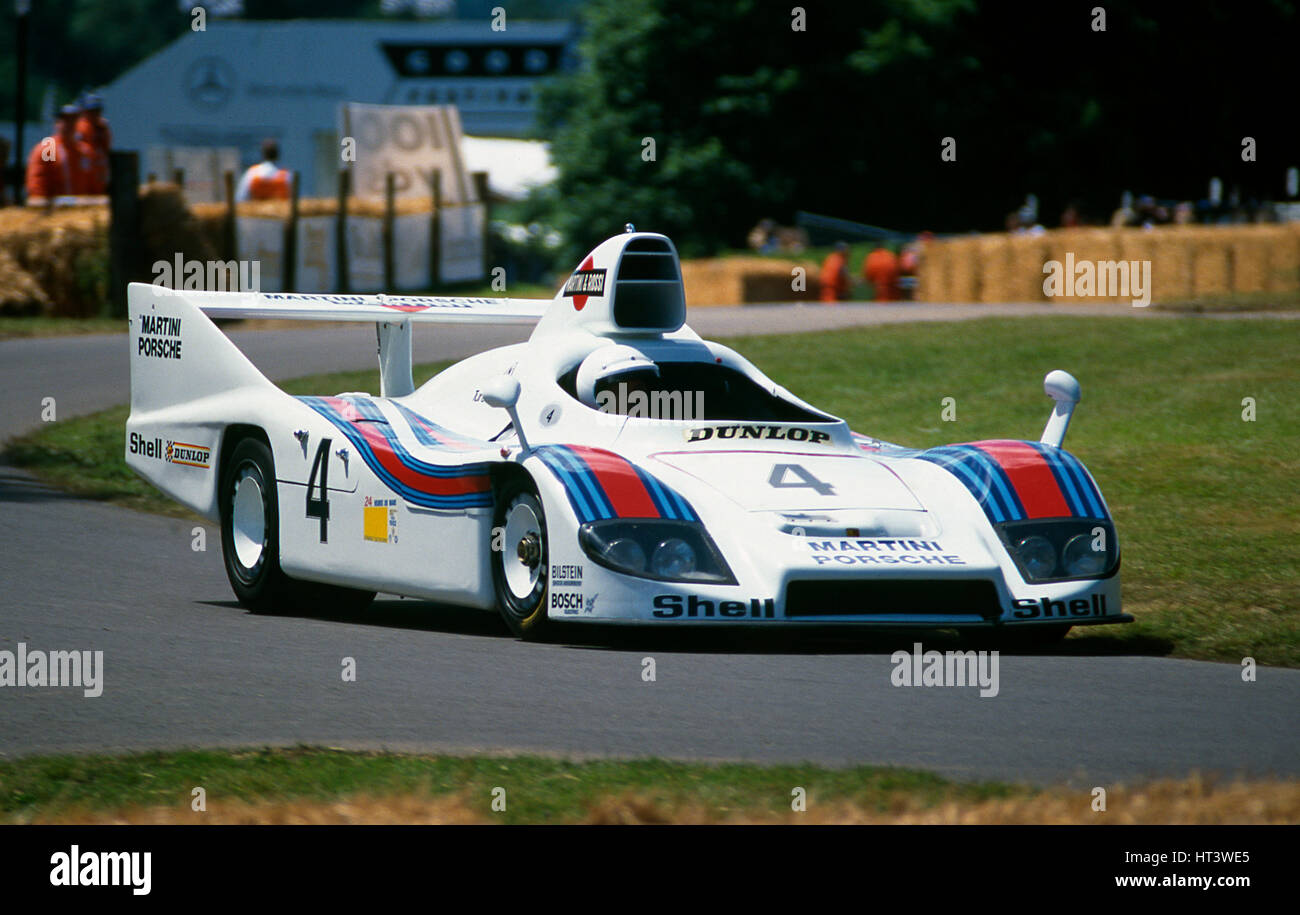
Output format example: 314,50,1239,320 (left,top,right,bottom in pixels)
996,519,1118,583
578,520,736,584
